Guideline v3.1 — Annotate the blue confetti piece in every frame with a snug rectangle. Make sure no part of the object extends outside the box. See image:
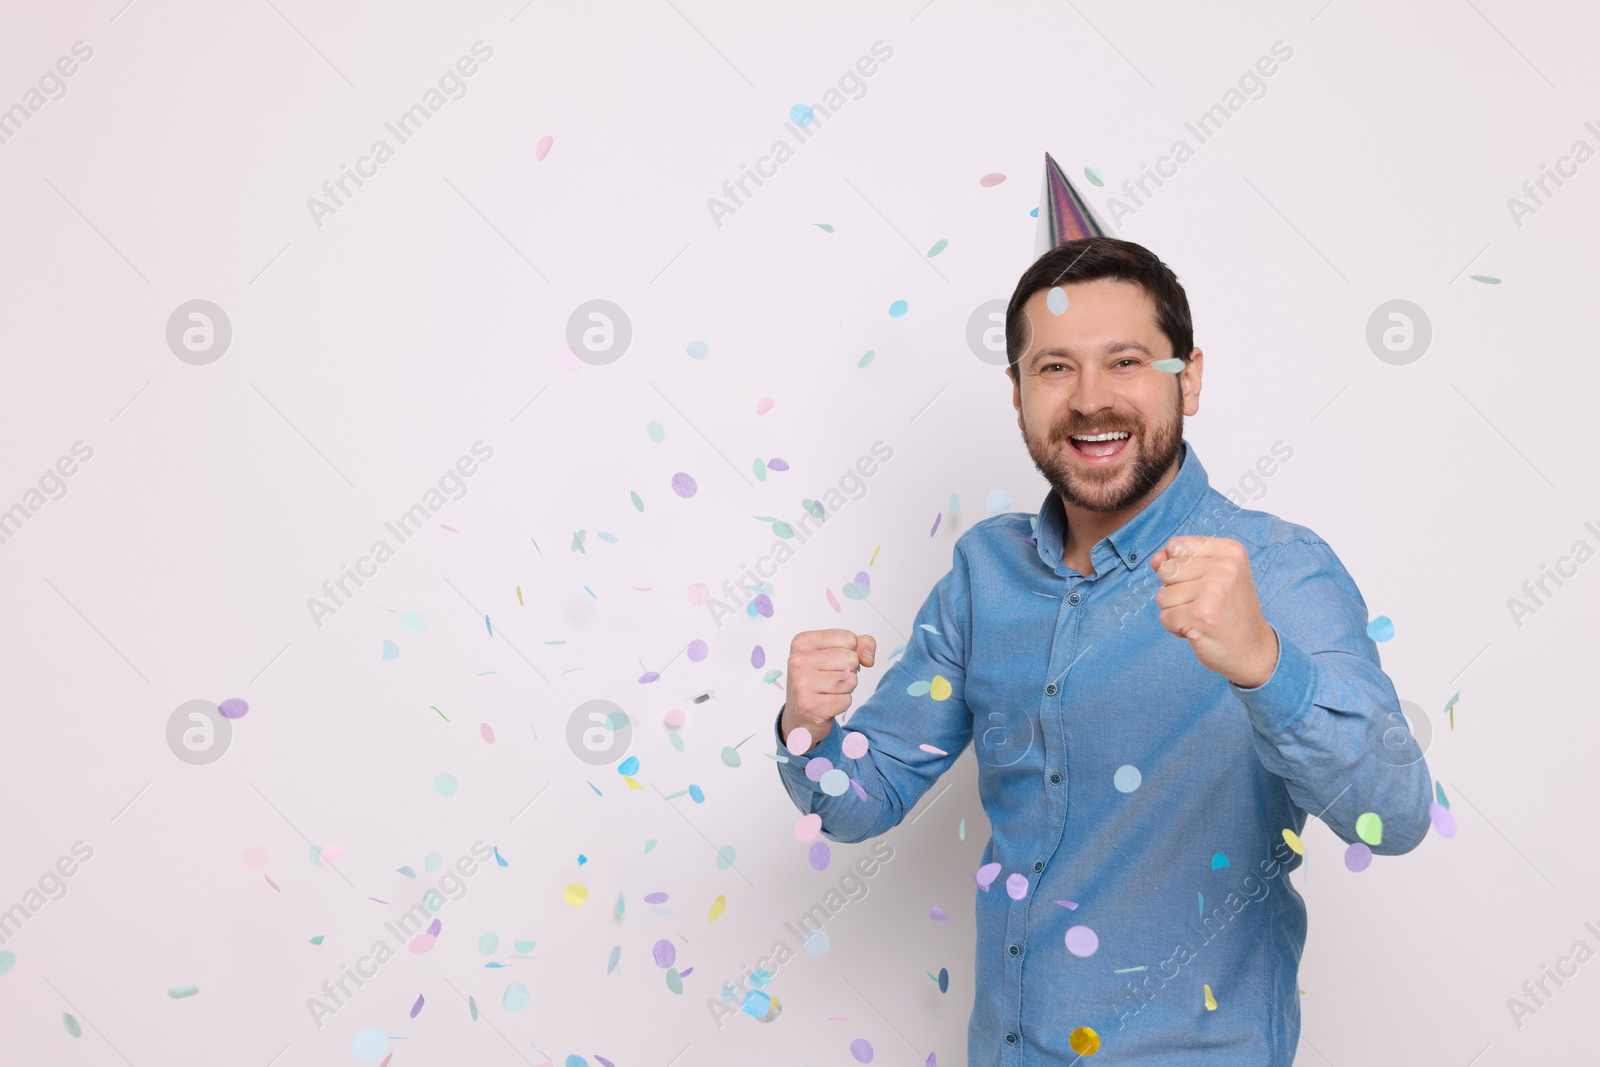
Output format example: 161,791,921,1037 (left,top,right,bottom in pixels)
789,104,814,127
485,614,492,637
494,846,509,867
888,299,909,318
1211,853,1229,868
1366,615,1395,642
